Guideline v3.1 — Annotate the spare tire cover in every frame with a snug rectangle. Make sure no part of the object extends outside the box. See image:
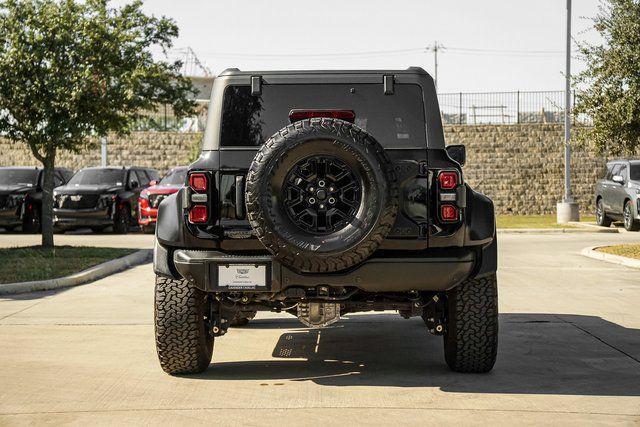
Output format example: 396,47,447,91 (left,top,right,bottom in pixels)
246,117,398,273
